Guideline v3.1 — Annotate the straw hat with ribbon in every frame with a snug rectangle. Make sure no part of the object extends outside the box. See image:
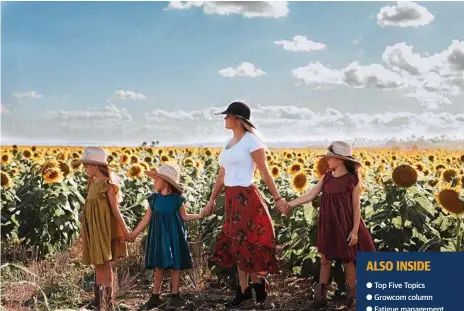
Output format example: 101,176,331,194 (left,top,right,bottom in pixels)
145,164,183,193
317,141,362,166
77,146,110,166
